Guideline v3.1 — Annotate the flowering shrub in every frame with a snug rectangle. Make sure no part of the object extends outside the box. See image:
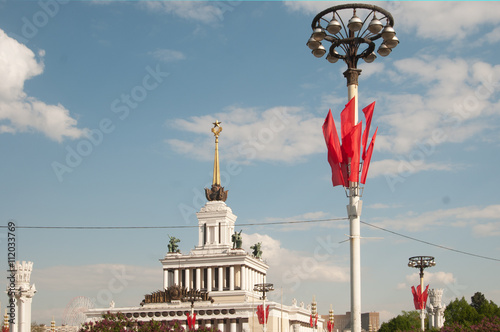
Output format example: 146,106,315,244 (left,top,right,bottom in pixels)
441,316,500,332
